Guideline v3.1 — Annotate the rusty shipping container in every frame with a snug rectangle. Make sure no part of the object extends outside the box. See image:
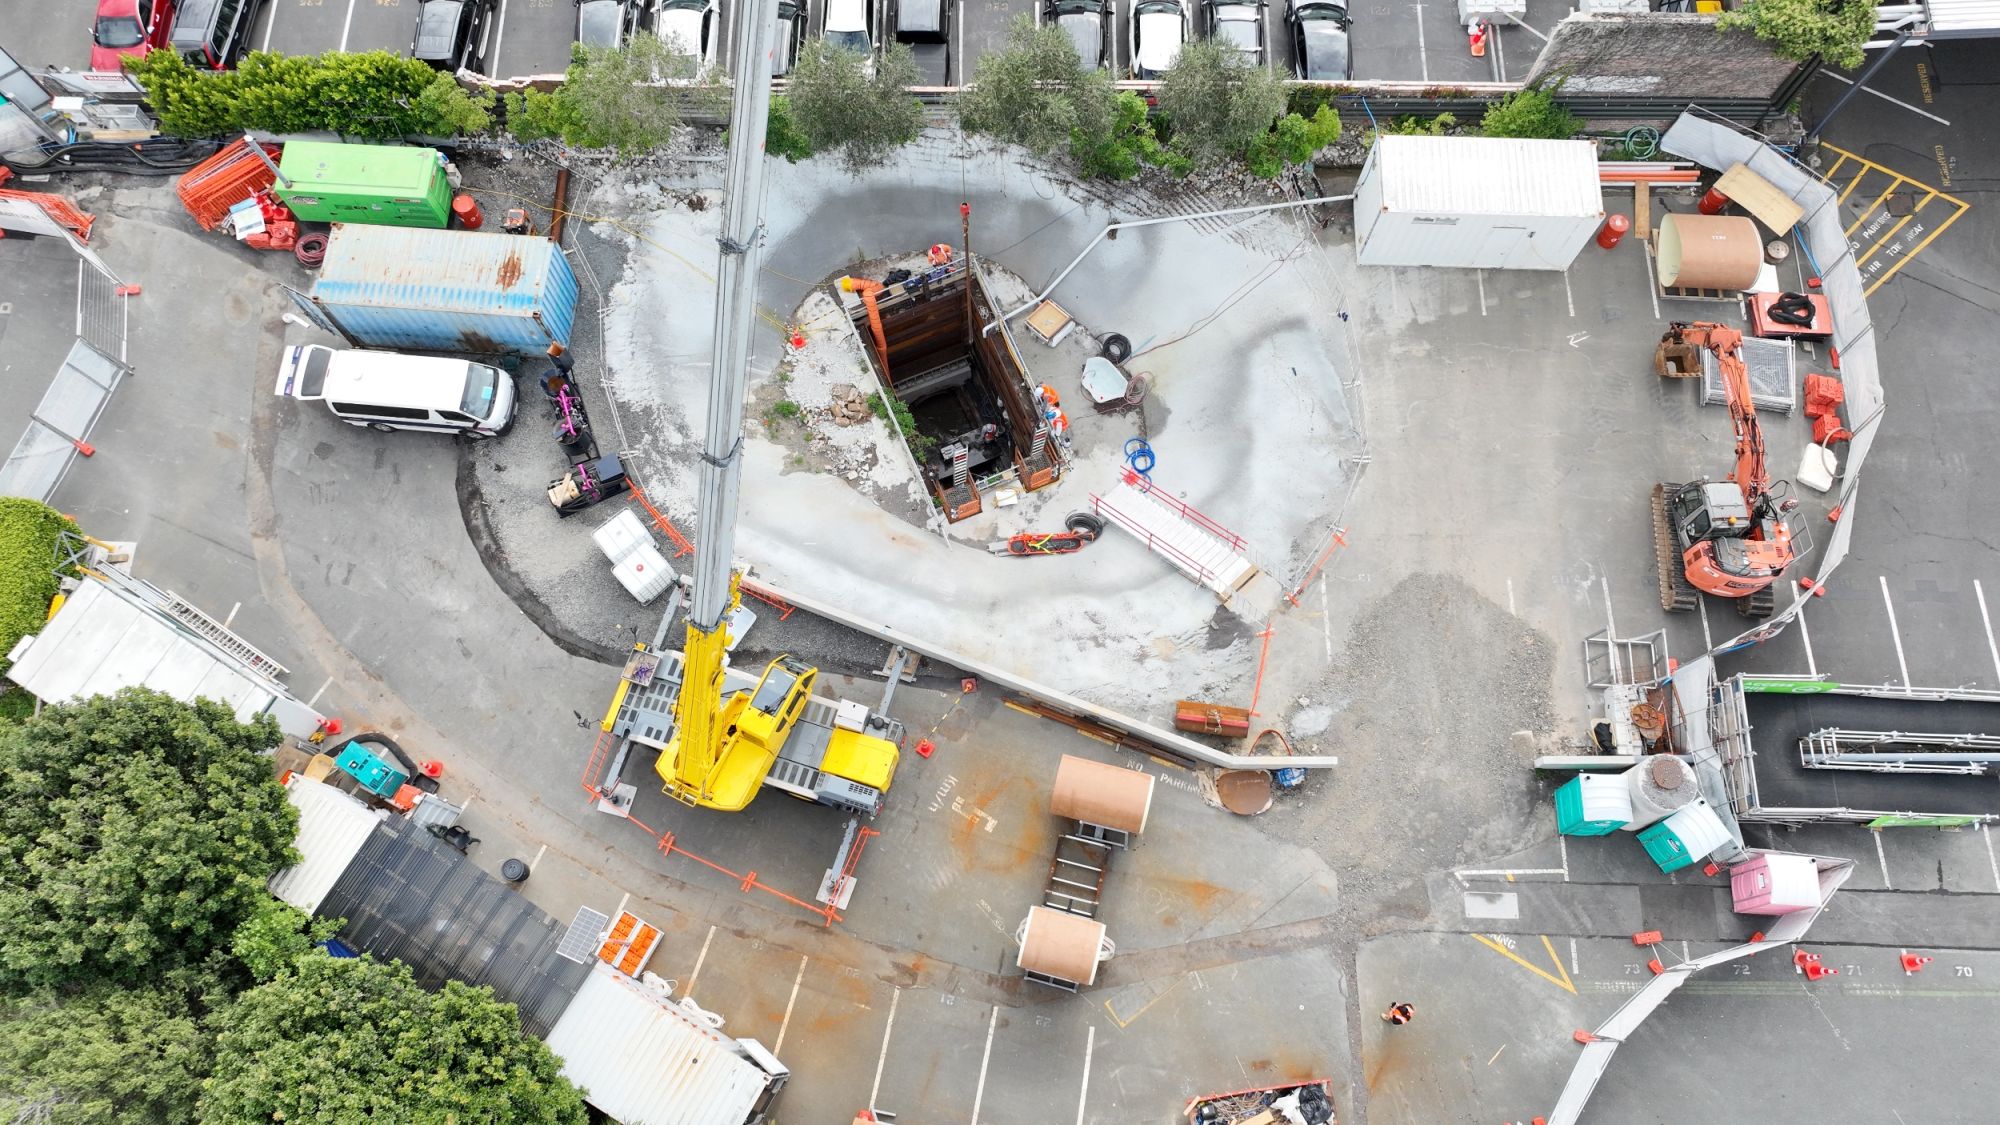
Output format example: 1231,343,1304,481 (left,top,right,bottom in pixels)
291,224,579,356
